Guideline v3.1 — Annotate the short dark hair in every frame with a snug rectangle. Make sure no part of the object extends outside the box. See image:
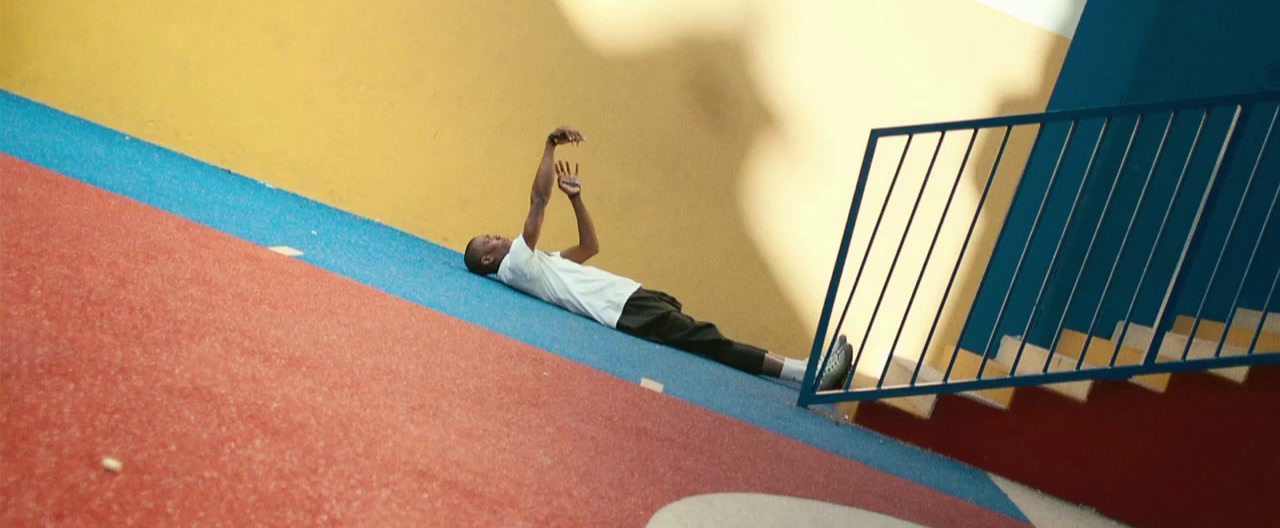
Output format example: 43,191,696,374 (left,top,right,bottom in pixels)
463,237,495,275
